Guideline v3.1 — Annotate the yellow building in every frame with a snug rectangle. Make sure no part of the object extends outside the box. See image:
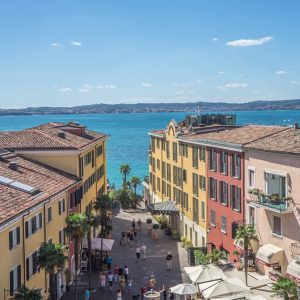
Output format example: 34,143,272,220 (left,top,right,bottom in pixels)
0,153,80,300
0,122,108,299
